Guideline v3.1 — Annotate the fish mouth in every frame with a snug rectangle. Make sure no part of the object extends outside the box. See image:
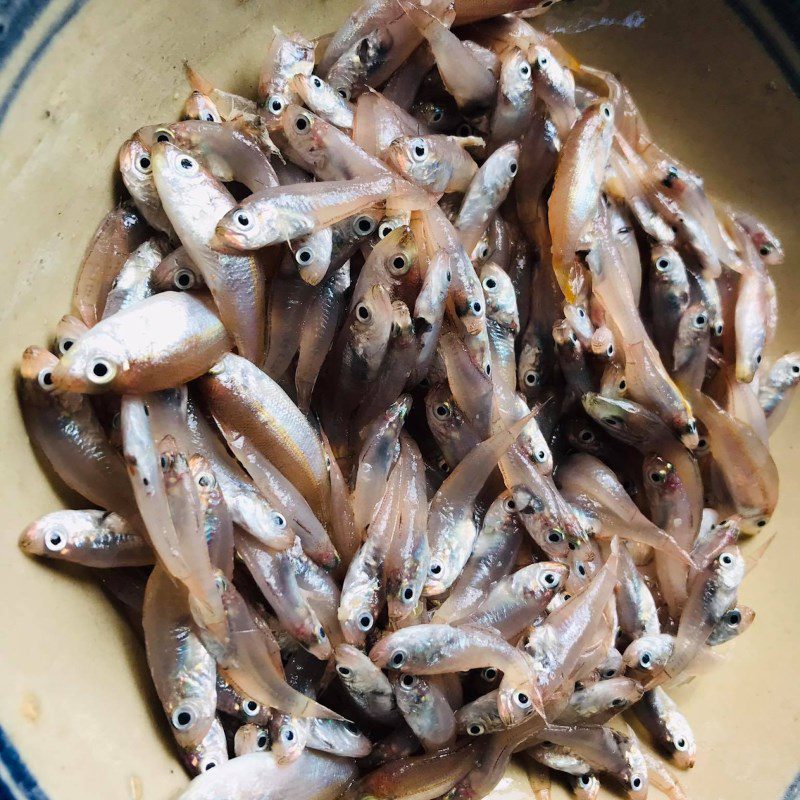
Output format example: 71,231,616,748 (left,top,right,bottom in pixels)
209,229,243,254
